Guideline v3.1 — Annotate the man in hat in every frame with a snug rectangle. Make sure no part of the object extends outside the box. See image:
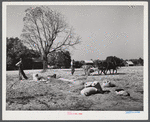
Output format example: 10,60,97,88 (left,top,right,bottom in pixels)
71,59,75,75
16,58,28,80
